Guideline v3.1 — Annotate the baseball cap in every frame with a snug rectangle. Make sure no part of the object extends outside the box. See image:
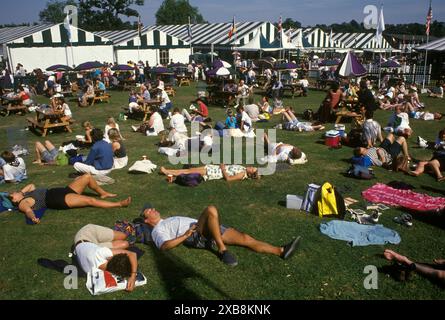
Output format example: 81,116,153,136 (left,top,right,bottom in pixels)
140,203,153,217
